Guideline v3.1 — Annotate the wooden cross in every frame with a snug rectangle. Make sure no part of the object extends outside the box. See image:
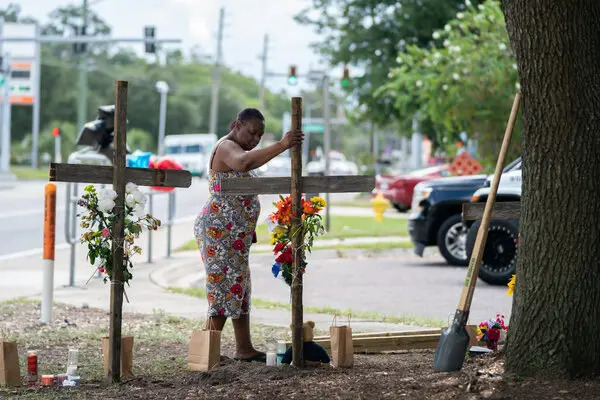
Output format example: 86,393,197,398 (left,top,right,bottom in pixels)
220,97,375,367
48,81,192,382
